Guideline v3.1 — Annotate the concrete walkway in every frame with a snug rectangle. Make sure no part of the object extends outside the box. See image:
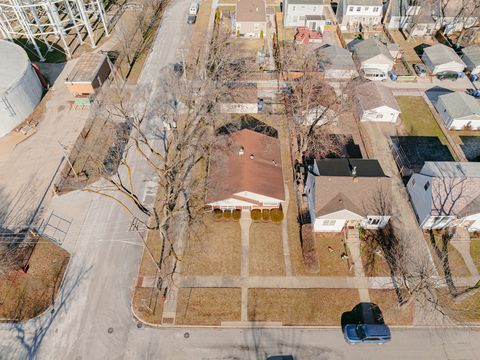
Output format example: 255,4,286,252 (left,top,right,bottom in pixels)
240,210,252,321
344,228,371,302
281,183,293,276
